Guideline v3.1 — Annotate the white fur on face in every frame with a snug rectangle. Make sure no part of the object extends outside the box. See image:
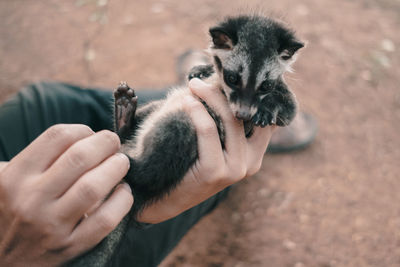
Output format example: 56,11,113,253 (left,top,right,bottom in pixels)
249,105,258,117
229,101,258,117
213,48,297,93
278,52,298,74
232,46,251,87
210,48,231,65
211,46,251,87
259,92,271,100
255,53,298,90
